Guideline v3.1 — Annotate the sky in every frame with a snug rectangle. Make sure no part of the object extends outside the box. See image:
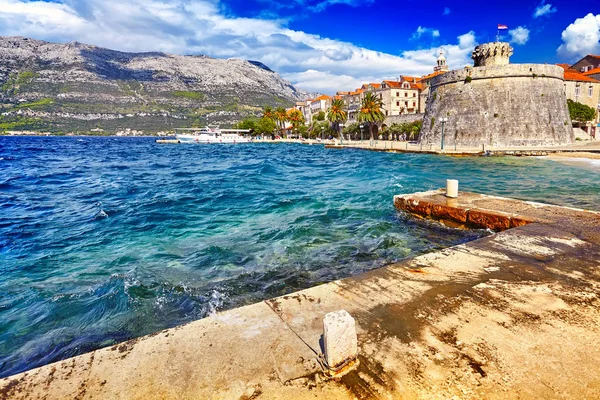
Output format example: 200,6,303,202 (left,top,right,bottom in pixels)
0,0,599,94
